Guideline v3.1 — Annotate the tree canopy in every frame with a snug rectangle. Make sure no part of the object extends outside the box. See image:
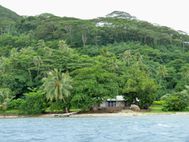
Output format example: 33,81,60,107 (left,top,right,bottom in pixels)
1,5,189,113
